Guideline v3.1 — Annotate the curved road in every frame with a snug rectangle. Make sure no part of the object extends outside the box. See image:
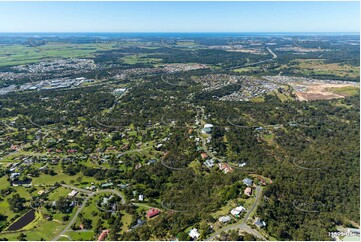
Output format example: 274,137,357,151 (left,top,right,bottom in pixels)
225,47,277,71
206,186,266,241
52,185,126,241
